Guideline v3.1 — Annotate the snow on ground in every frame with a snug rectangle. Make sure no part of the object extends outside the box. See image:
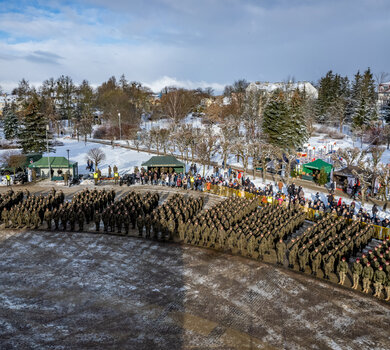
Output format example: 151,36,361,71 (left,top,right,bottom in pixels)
43,137,152,176
1,119,390,218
